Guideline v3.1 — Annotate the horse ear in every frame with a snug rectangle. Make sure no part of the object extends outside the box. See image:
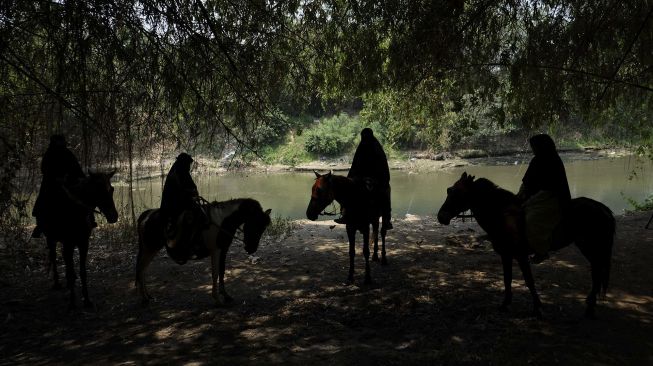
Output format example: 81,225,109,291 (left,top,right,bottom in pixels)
264,208,272,216
461,172,467,179
314,170,321,178
470,175,475,181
